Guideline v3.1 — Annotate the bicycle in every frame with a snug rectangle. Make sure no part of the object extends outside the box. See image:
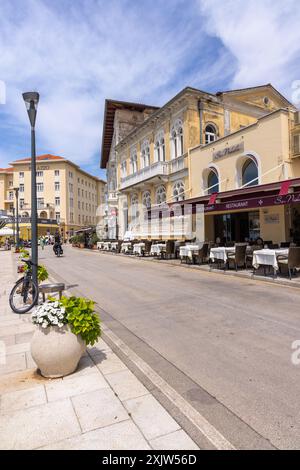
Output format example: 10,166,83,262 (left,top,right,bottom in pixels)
9,258,39,314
